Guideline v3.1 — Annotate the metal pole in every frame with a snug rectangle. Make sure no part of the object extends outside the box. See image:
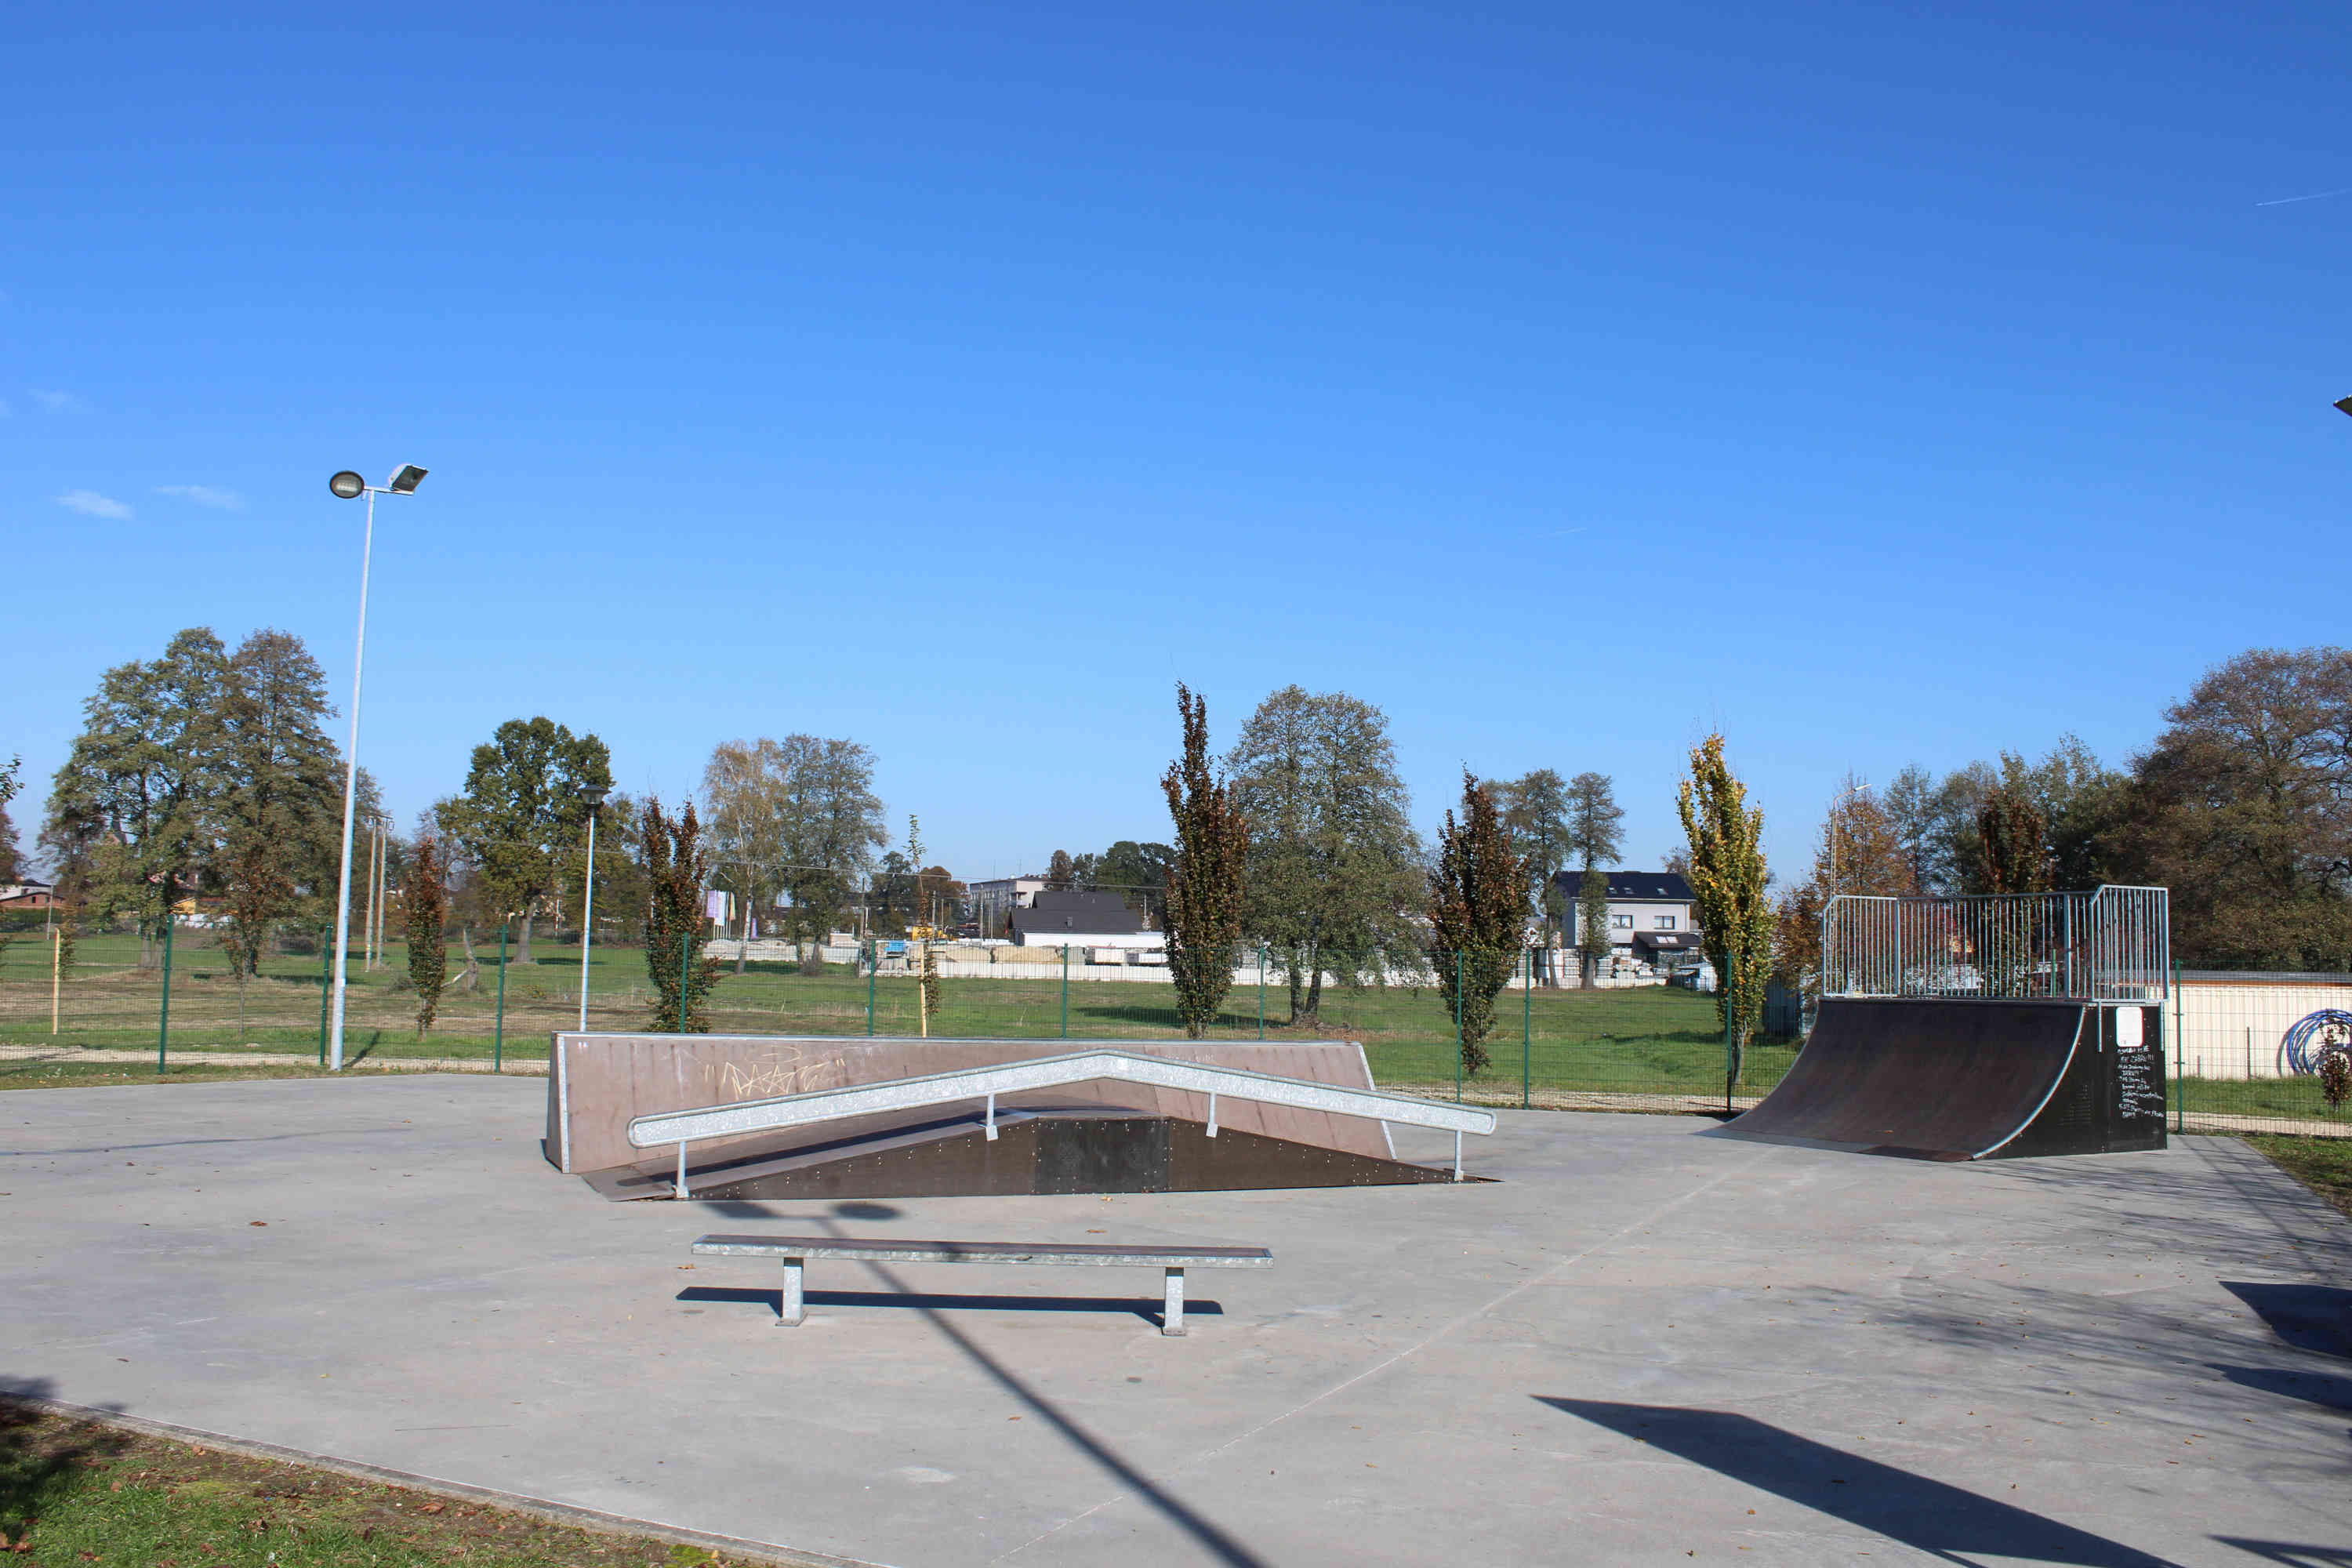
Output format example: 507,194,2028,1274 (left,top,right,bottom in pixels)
493,920,508,1073
328,485,377,1073
1724,988,1735,1116
577,810,597,1033
157,908,174,1075
2173,956,2184,1134
679,918,692,1033
1523,946,1532,1110
1454,950,1464,1103
1258,944,1265,1040
317,932,331,1066
866,940,876,1035
1061,943,1070,1039
50,926,61,1036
